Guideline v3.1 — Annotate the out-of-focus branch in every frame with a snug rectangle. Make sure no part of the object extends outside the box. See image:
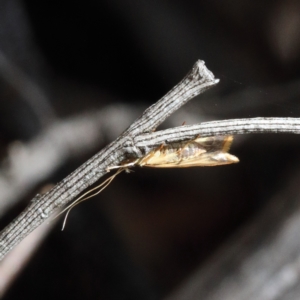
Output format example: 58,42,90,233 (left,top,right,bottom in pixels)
167,167,300,300
0,220,56,298
0,105,139,216
0,50,56,126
